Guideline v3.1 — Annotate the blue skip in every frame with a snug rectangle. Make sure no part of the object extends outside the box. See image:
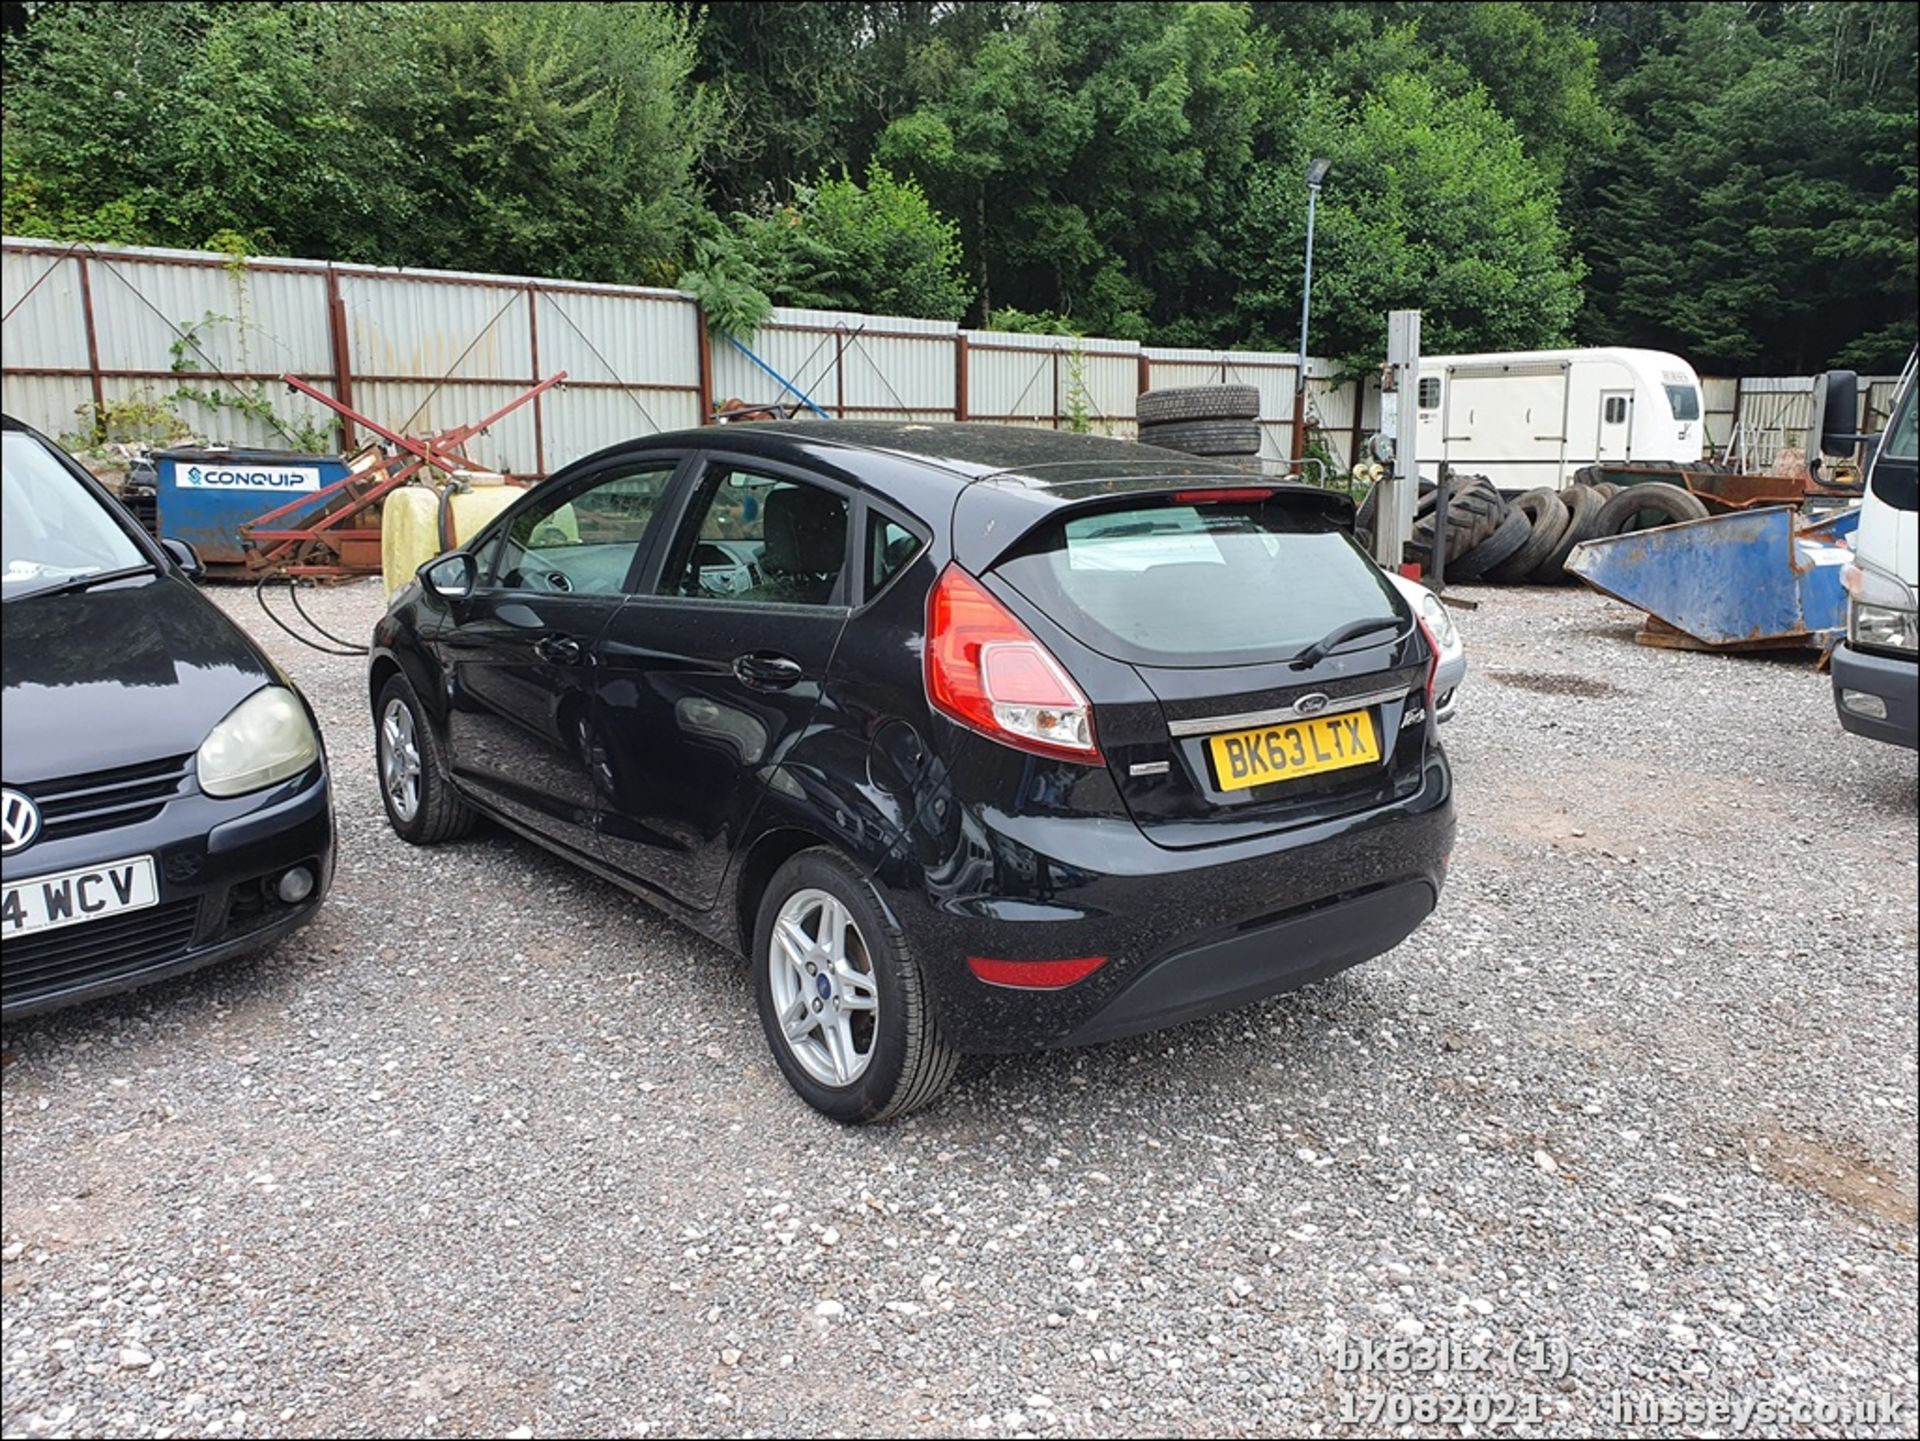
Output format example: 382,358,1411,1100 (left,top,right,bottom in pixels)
1565,504,1860,651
